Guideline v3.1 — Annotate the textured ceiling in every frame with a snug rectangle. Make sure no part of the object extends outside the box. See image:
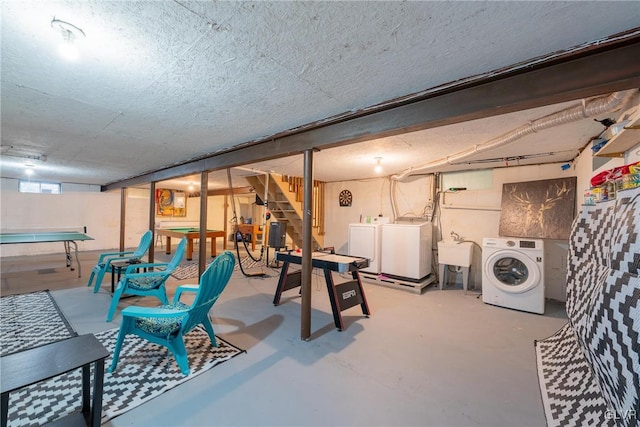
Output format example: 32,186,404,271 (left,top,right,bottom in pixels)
1,1,639,189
